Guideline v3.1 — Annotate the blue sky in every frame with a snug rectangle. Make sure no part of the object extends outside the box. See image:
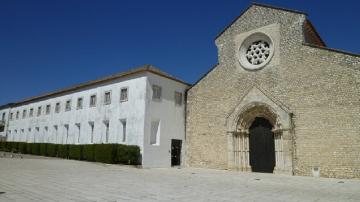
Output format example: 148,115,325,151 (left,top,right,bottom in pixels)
0,0,359,105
